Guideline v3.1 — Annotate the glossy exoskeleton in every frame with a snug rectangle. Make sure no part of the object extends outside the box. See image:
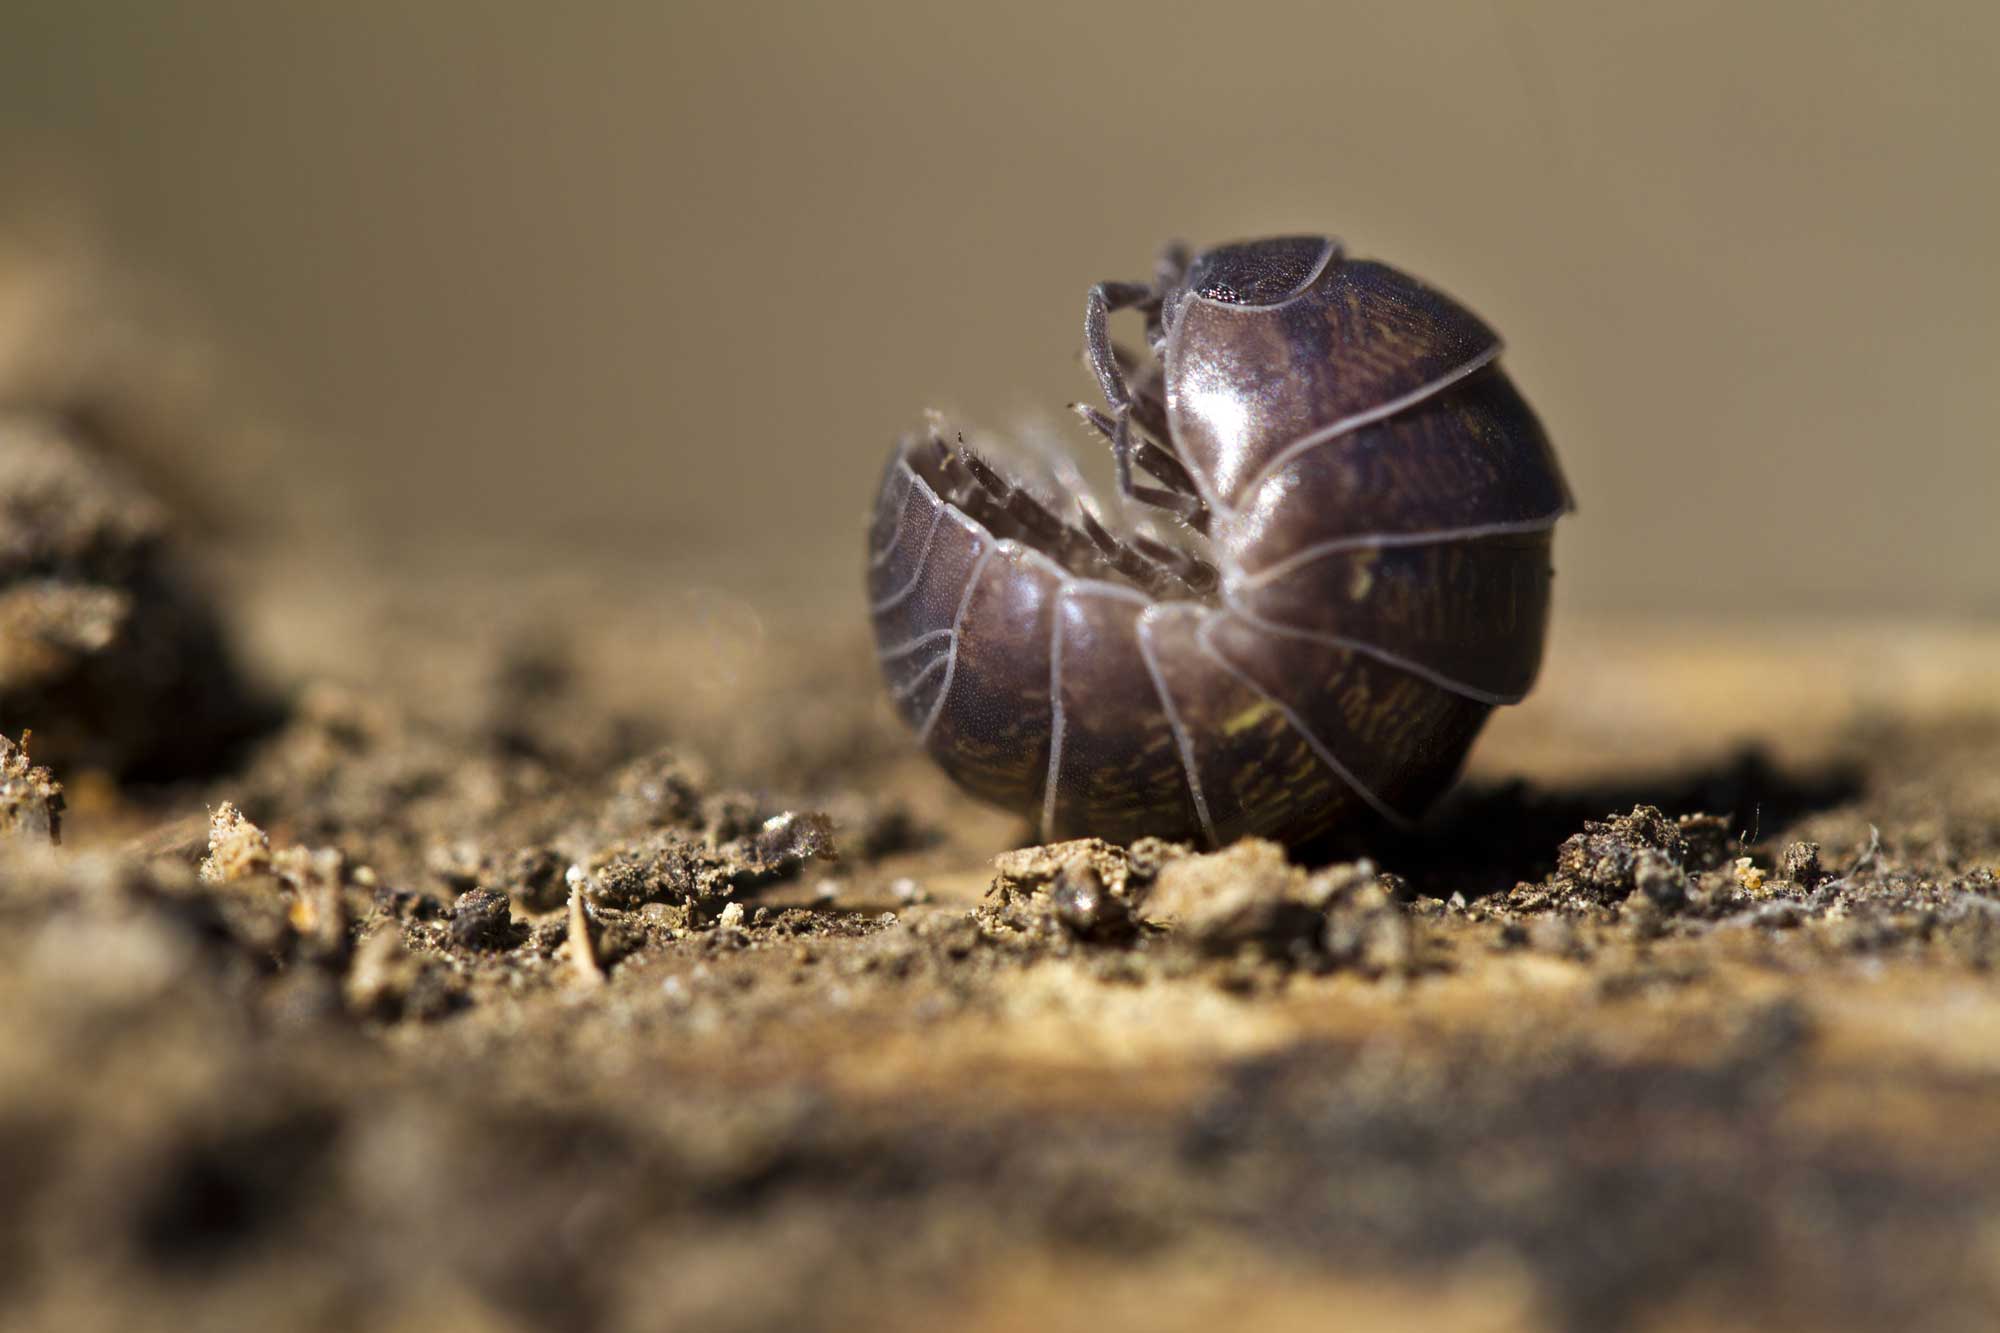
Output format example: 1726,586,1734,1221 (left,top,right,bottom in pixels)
867,235,1573,848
